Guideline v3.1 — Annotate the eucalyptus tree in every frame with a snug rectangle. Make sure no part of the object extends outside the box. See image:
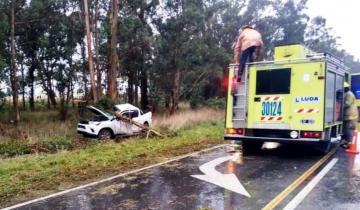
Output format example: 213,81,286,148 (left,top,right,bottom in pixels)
118,0,158,109
83,0,98,102
0,3,9,86
0,0,27,122
152,0,209,114
107,0,119,100
18,0,49,111
18,0,82,118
